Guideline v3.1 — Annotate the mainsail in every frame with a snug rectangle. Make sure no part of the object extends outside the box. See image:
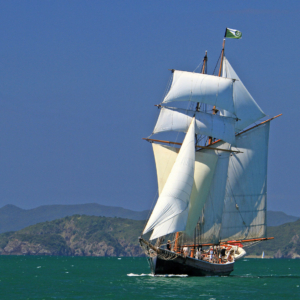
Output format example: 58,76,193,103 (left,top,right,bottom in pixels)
153,107,236,145
143,118,196,239
219,122,270,241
